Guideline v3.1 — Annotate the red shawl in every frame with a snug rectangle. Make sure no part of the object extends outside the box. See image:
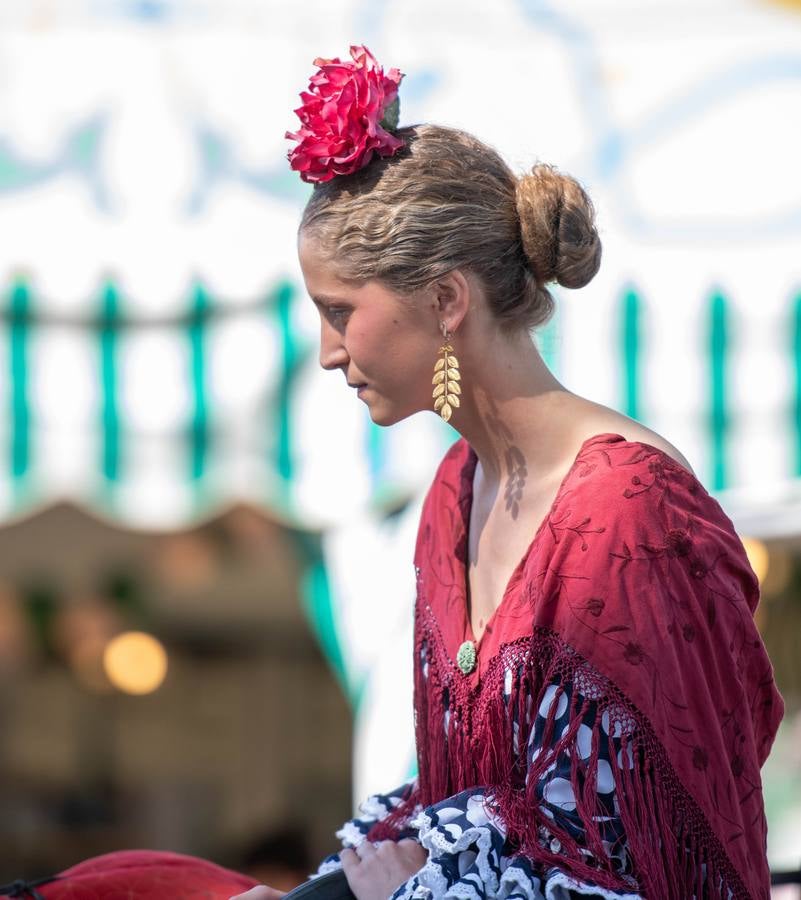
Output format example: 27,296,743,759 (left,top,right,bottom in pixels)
371,433,783,899
1,850,259,898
